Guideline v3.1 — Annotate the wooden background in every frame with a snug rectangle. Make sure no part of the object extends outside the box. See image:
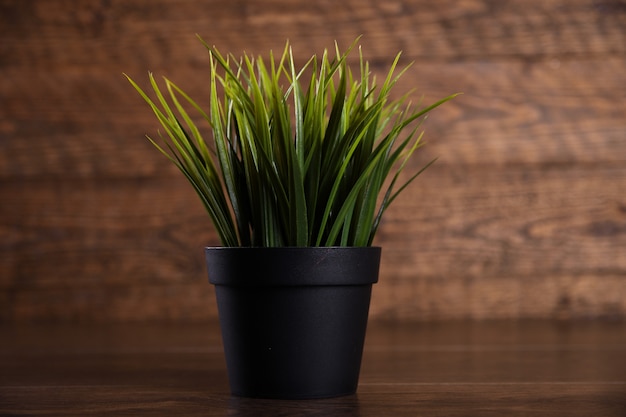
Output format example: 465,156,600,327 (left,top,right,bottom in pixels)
1,0,624,322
